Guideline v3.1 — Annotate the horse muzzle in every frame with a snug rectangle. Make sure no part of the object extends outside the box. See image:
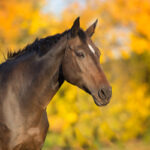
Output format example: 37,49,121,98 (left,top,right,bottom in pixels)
93,86,112,106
